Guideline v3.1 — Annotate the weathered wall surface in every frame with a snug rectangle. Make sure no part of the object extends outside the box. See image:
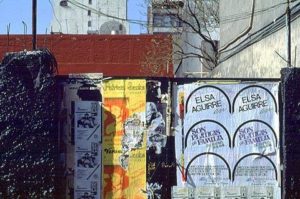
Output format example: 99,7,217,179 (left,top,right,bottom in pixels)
281,67,300,198
0,34,173,77
0,50,59,198
50,0,129,34
214,0,300,78
219,0,288,48
213,16,300,78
